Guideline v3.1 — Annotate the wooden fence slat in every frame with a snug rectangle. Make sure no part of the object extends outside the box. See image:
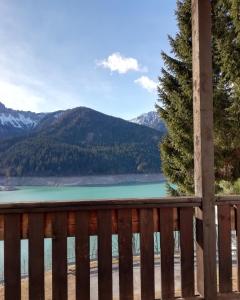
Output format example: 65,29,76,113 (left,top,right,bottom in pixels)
118,209,133,300
236,205,240,291
218,205,232,293
160,207,175,299
4,214,21,300
180,207,195,297
195,213,204,294
52,212,68,300
140,208,154,300
98,210,112,300
76,211,90,300
29,213,45,300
